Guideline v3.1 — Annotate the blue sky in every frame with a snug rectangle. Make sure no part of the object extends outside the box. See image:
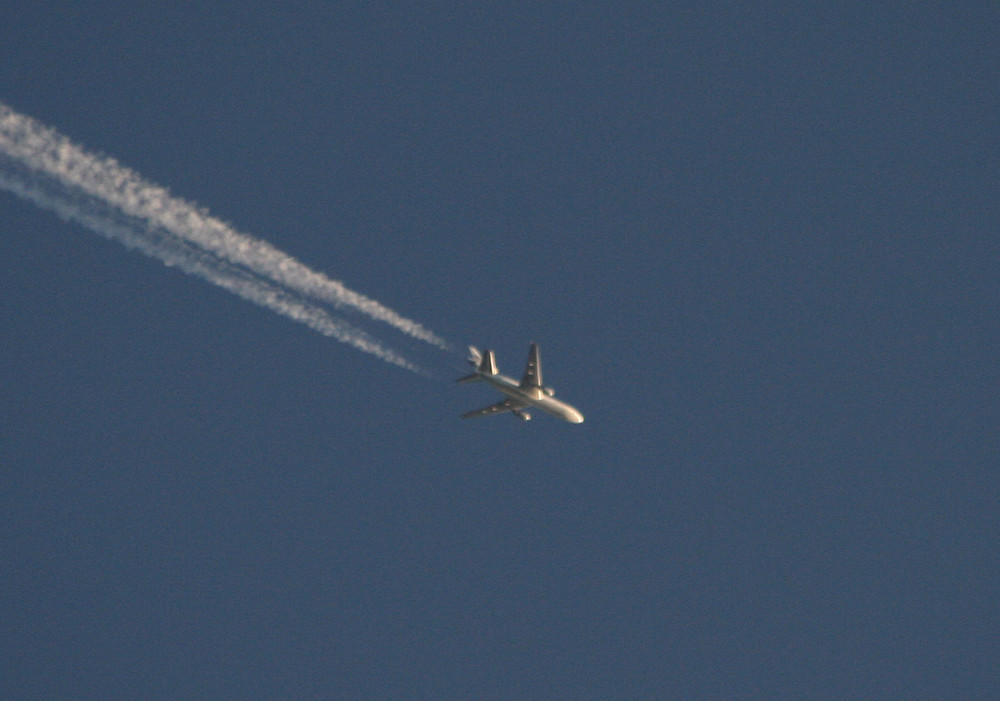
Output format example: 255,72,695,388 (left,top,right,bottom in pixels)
2,3,998,698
